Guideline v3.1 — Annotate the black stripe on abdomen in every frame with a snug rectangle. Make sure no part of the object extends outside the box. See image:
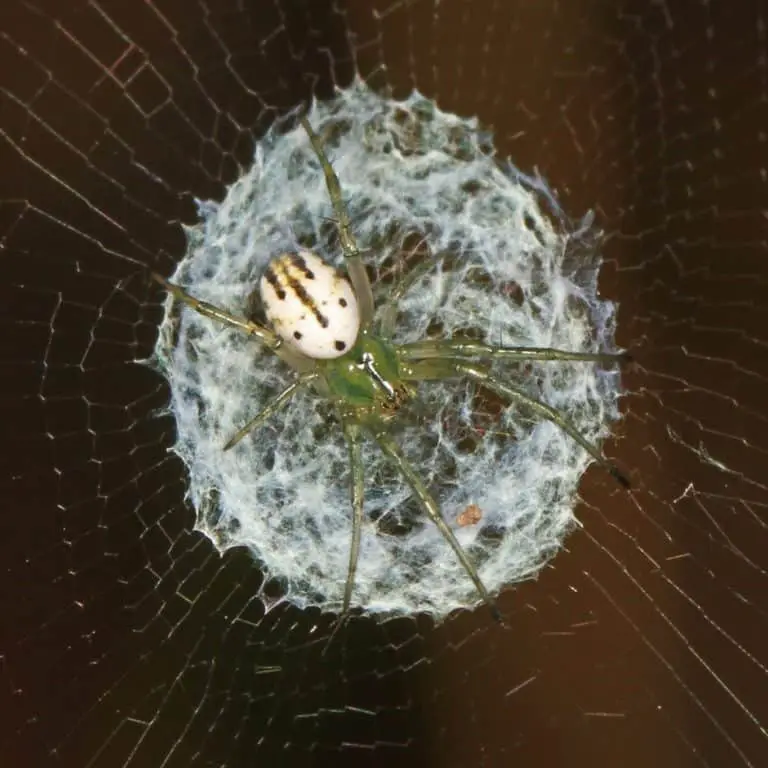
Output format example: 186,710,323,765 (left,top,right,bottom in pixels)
275,255,329,328
287,252,316,280
288,273,329,328
263,266,286,300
